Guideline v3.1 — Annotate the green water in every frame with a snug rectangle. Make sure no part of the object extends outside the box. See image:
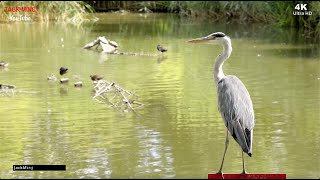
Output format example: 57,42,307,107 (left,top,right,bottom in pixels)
0,13,319,179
